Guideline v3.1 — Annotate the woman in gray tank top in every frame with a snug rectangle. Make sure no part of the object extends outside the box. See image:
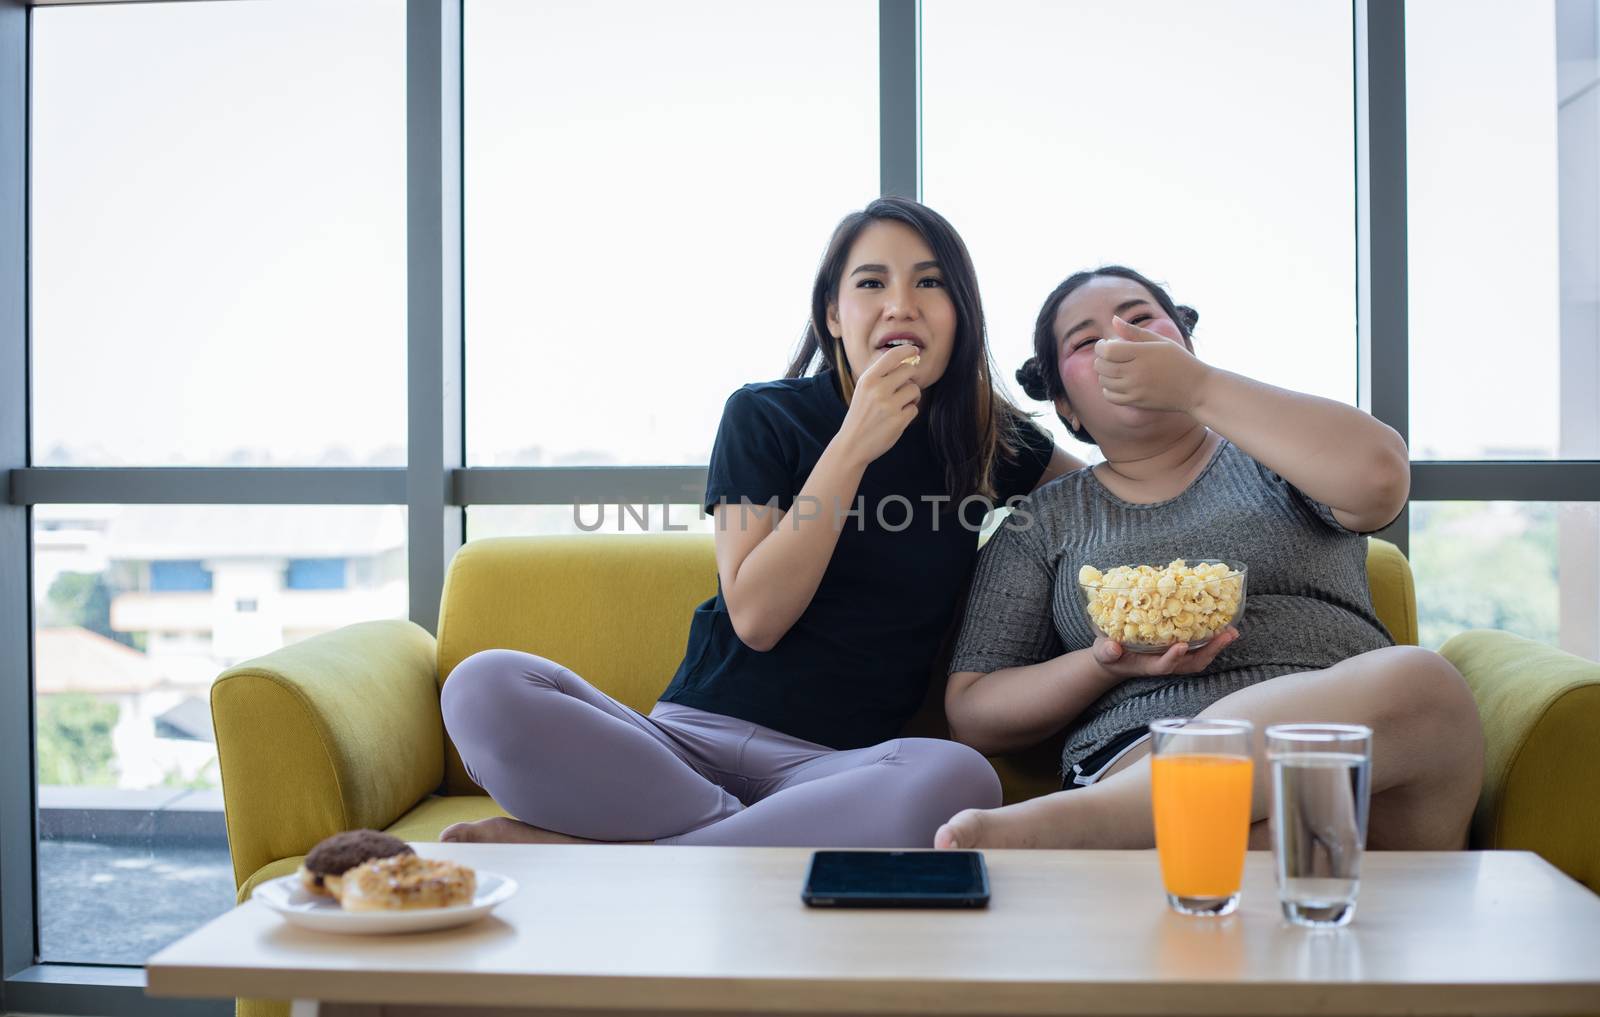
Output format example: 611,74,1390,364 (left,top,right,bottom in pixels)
936,266,1485,854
